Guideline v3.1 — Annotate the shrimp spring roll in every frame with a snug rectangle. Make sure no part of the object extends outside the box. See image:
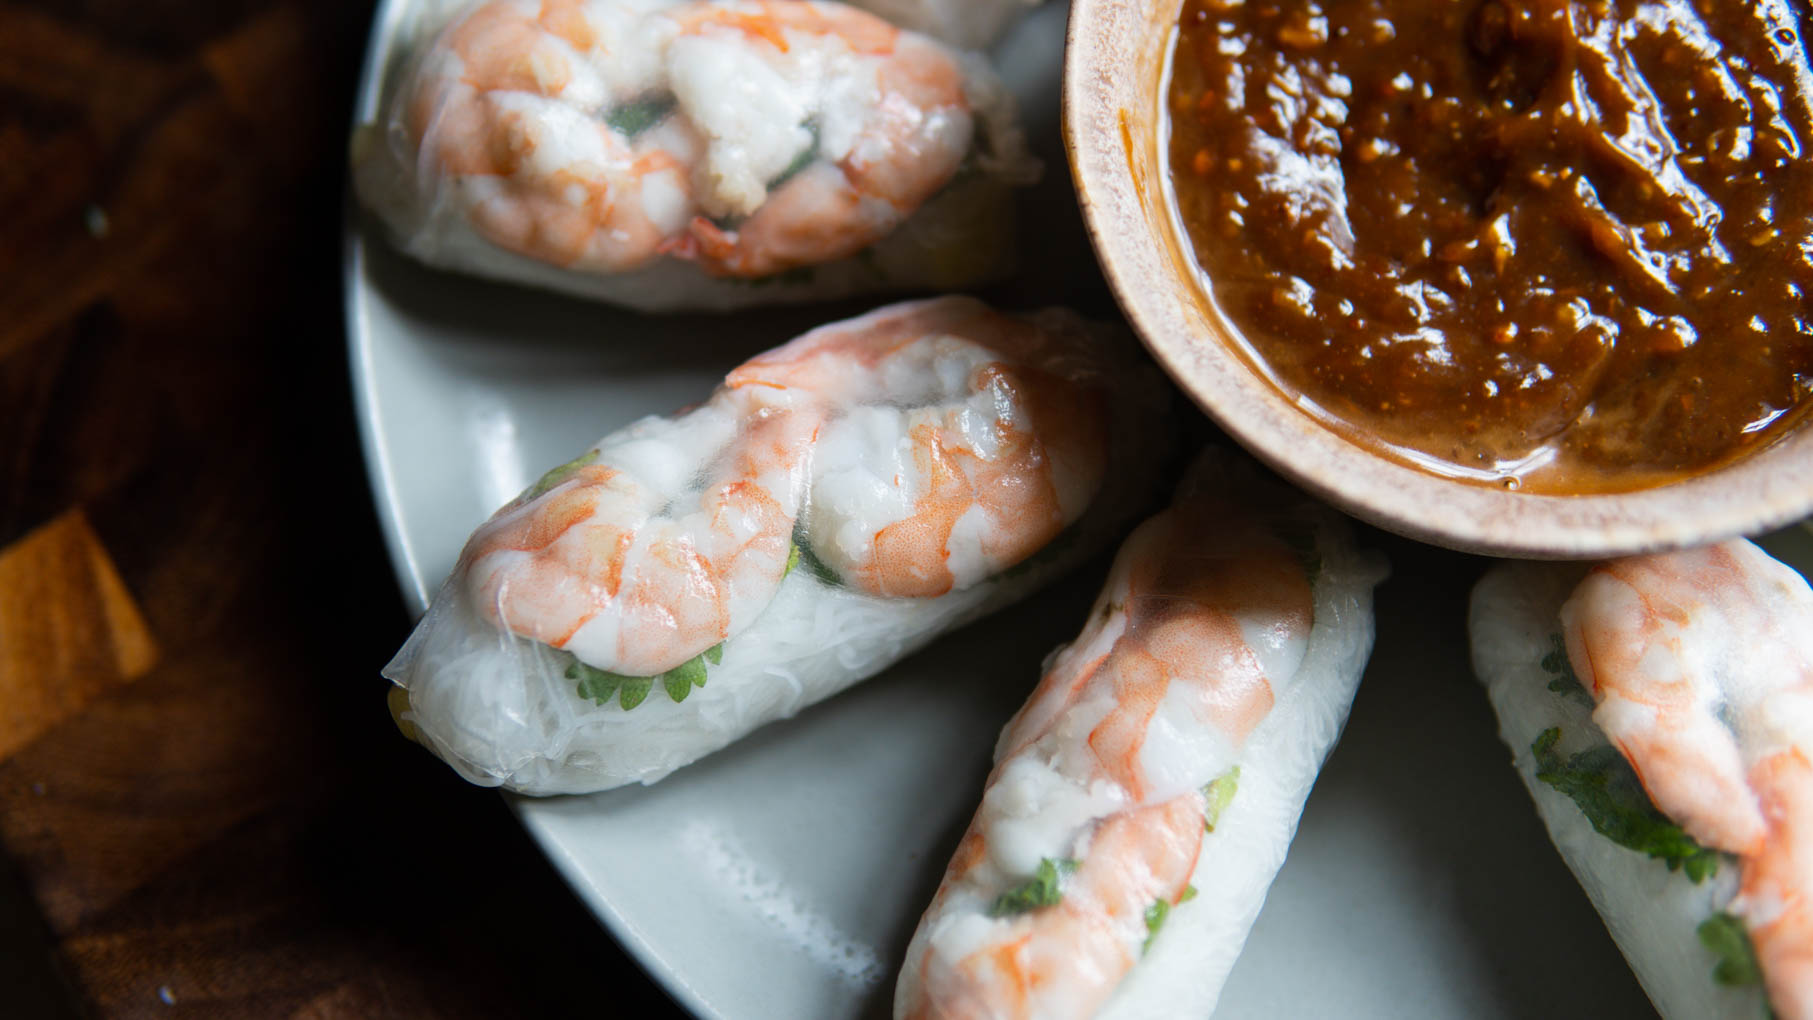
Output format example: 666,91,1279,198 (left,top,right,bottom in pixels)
384,296,1169,794
353,0,1037,311
895,452,1385,1019
1471,538,1813,1020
